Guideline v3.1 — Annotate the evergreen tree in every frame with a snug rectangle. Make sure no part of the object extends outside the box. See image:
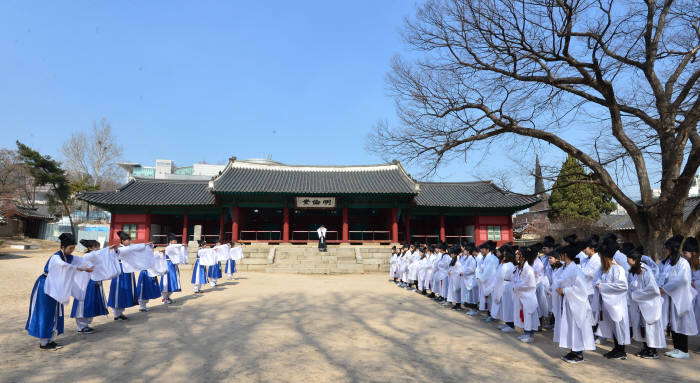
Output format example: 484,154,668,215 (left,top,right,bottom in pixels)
548,155,601,222
16,141,76,236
